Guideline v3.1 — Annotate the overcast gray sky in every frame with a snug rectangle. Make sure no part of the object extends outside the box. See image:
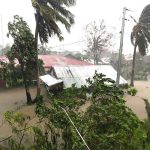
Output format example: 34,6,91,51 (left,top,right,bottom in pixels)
0,0,149,54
